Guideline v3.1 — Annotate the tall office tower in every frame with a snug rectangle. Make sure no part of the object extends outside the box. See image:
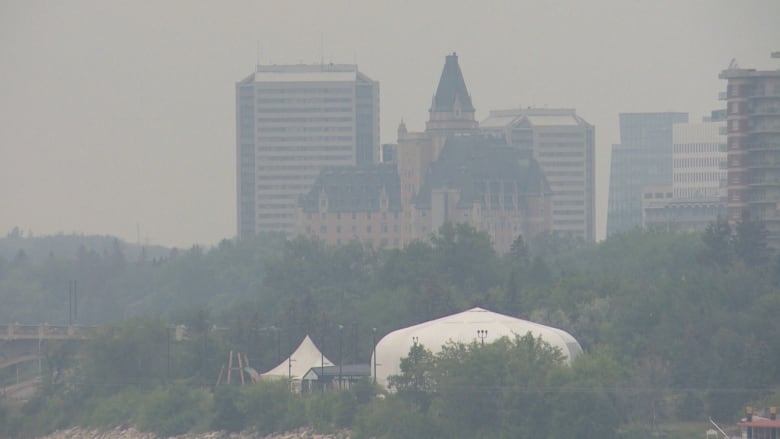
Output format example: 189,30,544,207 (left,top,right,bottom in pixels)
642,113,727,231
720,53,780,246
673,113,727,200
481,108,596,241
236,64,380,237
607,112,689,236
